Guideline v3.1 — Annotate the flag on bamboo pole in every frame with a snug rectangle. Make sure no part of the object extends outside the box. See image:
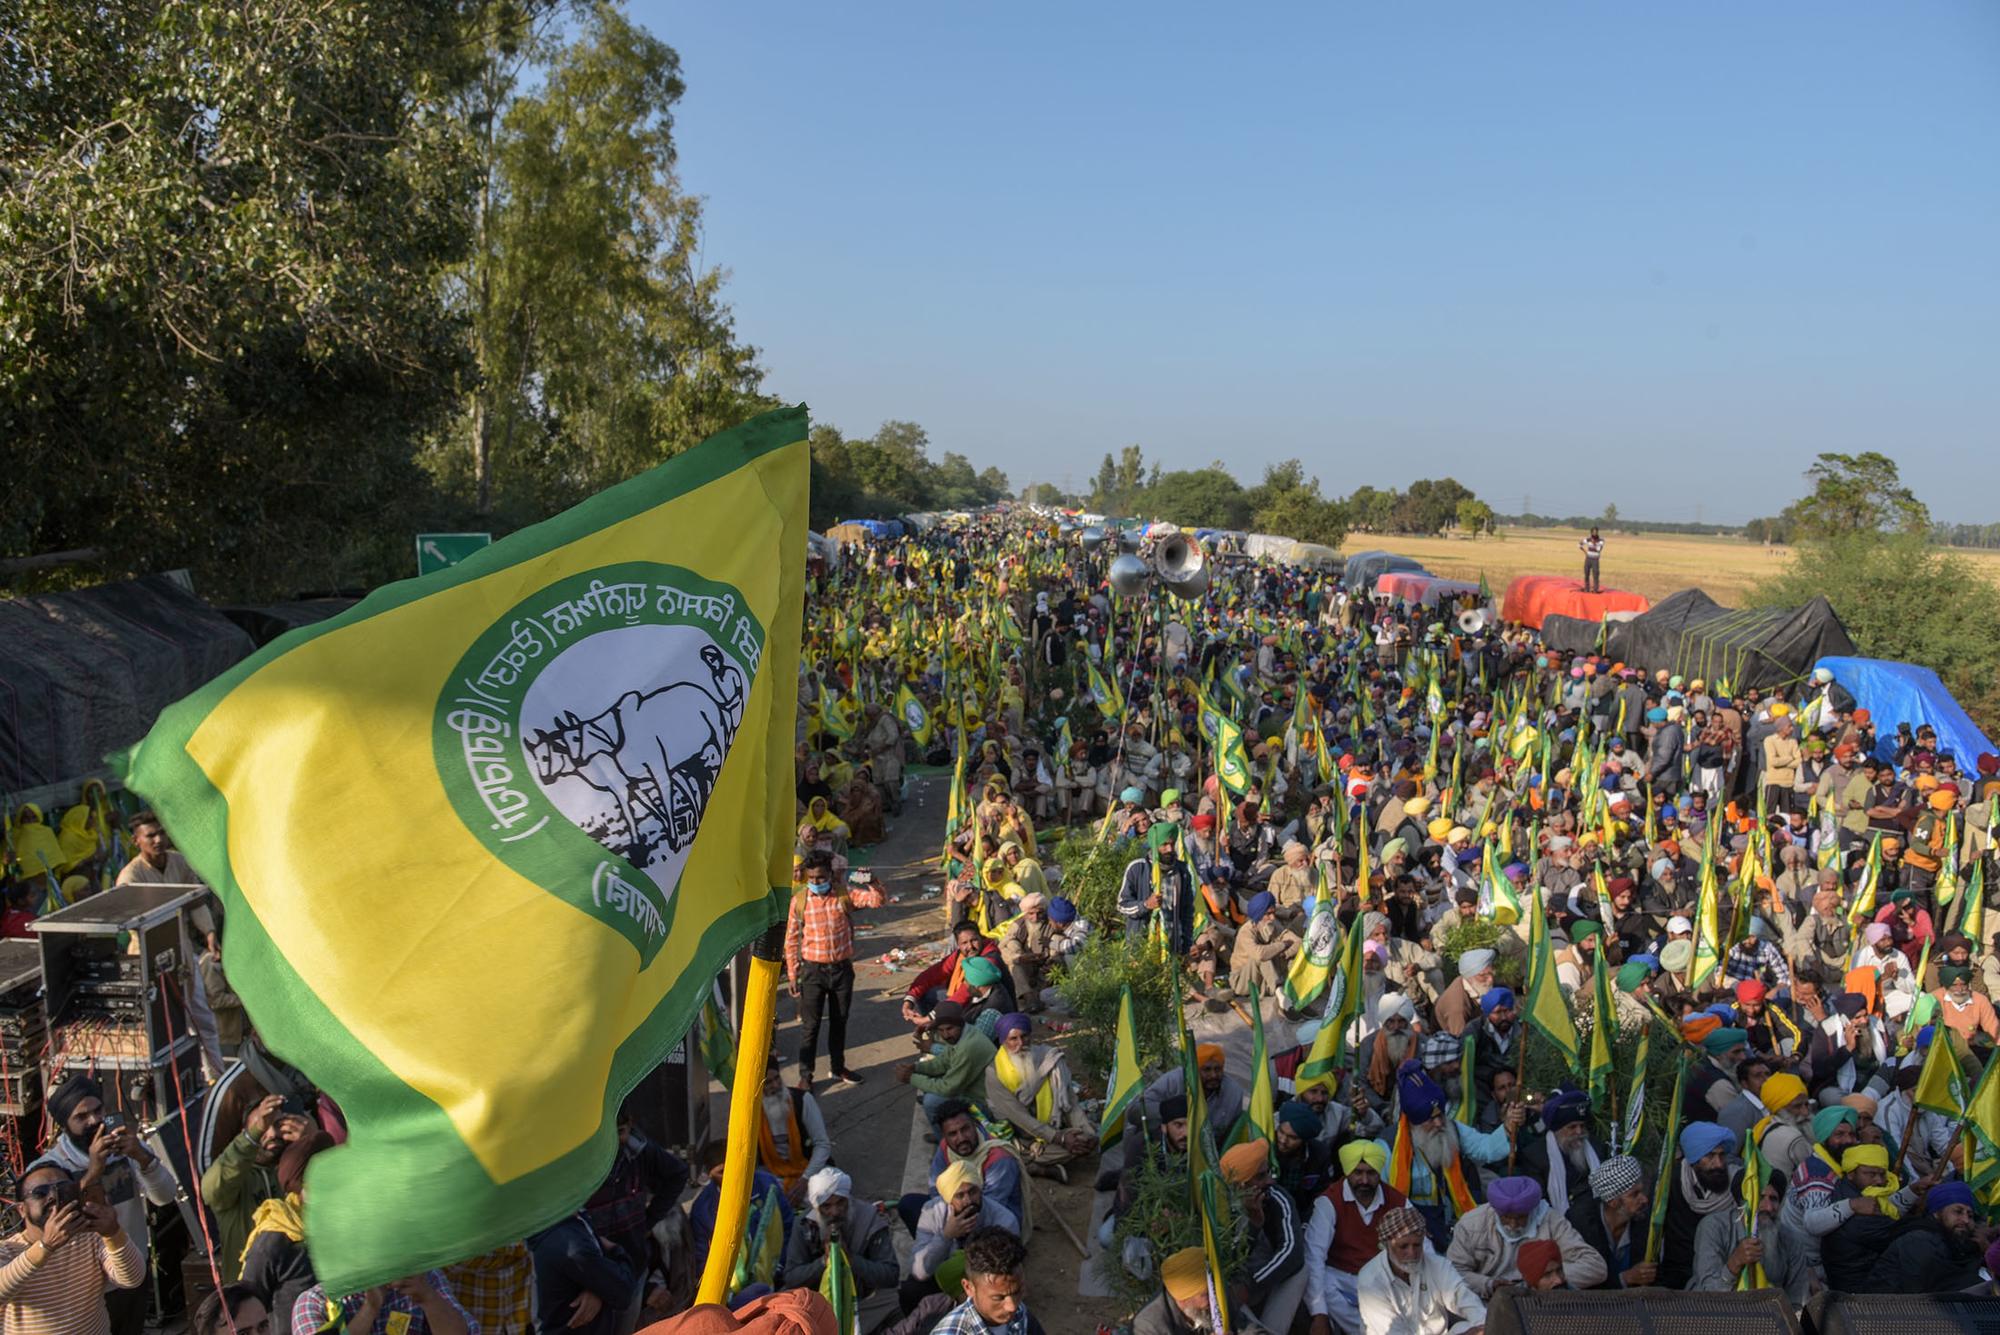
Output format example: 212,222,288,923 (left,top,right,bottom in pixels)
1587,937,1617,1114
731,1182,785,1293
1737,1130,1770,1292
1227,977,1276,1150
894,683,933,747
118,407,807,1291
1299,912,1369,1083
1086,659,1124,720
1644,1054,1692,1265
1525,887,1579,1065
1913,1025,1972,1119
1846,834,1884,929
818,680,856,742
1099,987,1143,1148
820,1241,858,1334
1178,1009,1216,1187
1196,1169,1235,1333
1281,904,1339,1012
1963,857,1987,954
1690,850,1724,993
1962,1055,2000,1208
1619,1020,1652,1154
